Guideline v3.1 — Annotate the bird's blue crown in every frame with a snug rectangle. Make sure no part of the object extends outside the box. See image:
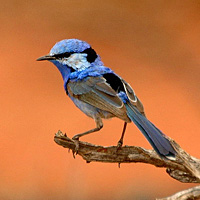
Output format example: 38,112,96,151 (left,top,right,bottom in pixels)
50,39,91,55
